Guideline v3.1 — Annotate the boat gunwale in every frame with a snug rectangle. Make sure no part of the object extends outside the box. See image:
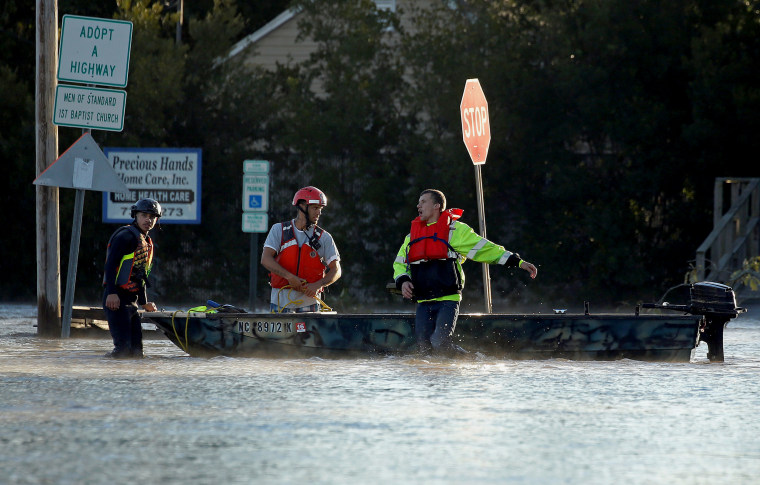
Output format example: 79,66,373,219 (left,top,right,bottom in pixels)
143,311,704,322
